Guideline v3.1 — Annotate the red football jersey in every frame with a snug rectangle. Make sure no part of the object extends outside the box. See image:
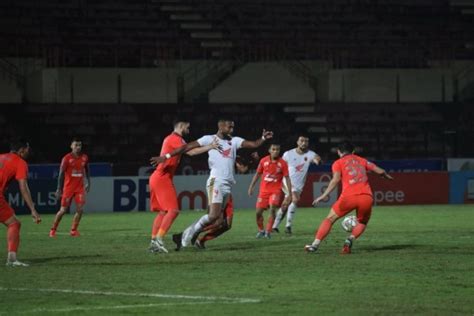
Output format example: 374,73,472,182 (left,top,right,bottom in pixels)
0,153,28,194
155,132,186,178
60,153,89,192
256,155,289,193
332,154,377,197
